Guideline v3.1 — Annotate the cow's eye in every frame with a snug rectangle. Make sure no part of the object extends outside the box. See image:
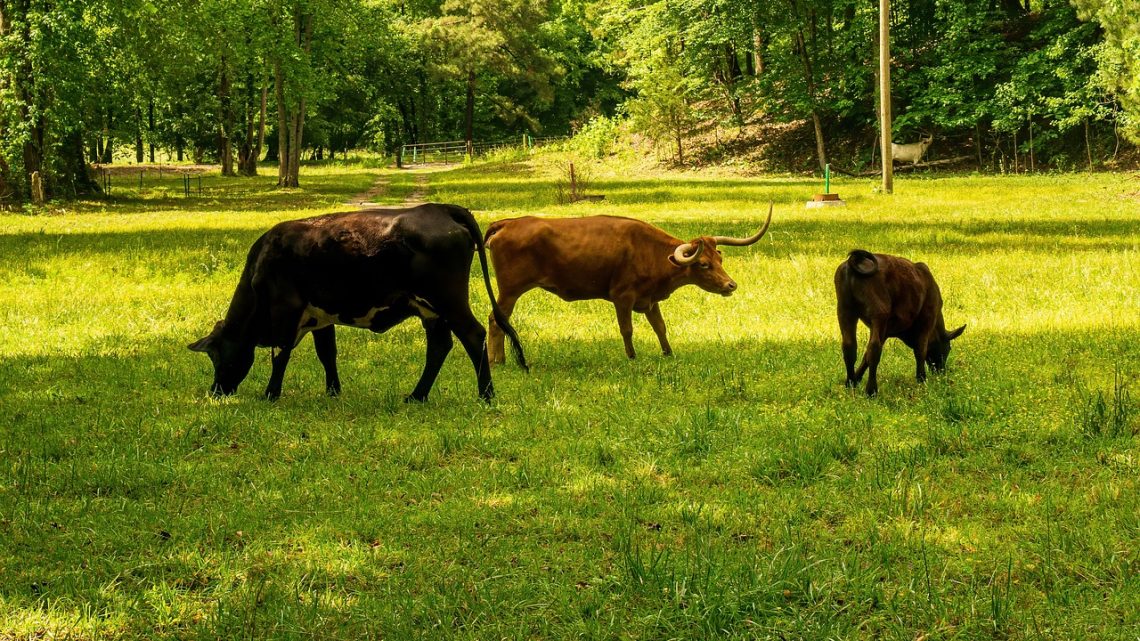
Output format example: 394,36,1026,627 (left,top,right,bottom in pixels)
699,262,711,269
